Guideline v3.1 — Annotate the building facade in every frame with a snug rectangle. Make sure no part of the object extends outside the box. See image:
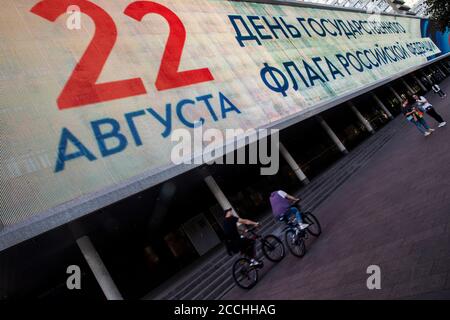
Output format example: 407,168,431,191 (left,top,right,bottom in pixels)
0,0,449,299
